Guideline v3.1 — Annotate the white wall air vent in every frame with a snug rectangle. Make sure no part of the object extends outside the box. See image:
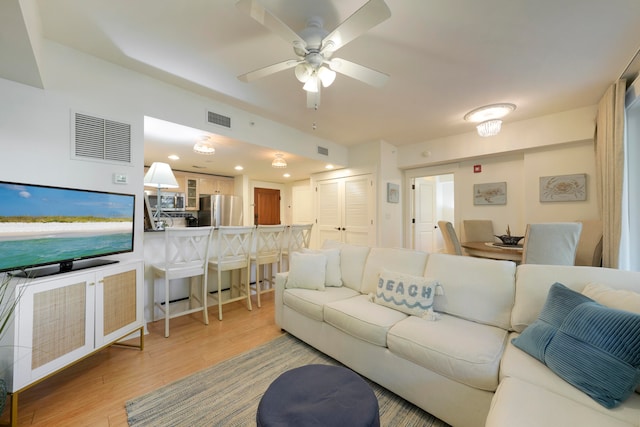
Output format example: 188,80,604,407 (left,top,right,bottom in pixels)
73,112,131,163
317,146,329,156
207,110,231,128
